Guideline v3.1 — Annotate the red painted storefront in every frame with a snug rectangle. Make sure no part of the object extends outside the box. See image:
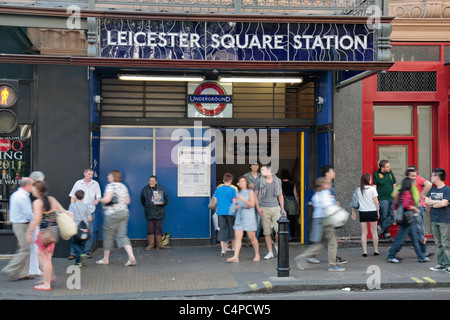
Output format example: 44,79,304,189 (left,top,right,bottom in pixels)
362,43,450,238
